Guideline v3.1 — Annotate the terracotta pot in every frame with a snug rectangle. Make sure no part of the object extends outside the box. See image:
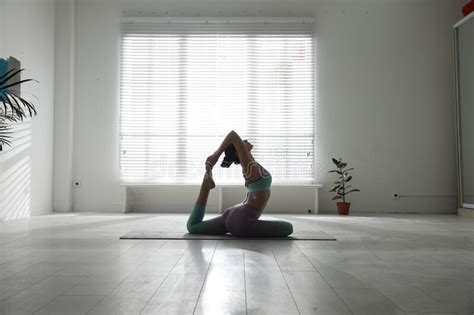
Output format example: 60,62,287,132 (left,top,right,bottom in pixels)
336,202,351,215
462,0,474,16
